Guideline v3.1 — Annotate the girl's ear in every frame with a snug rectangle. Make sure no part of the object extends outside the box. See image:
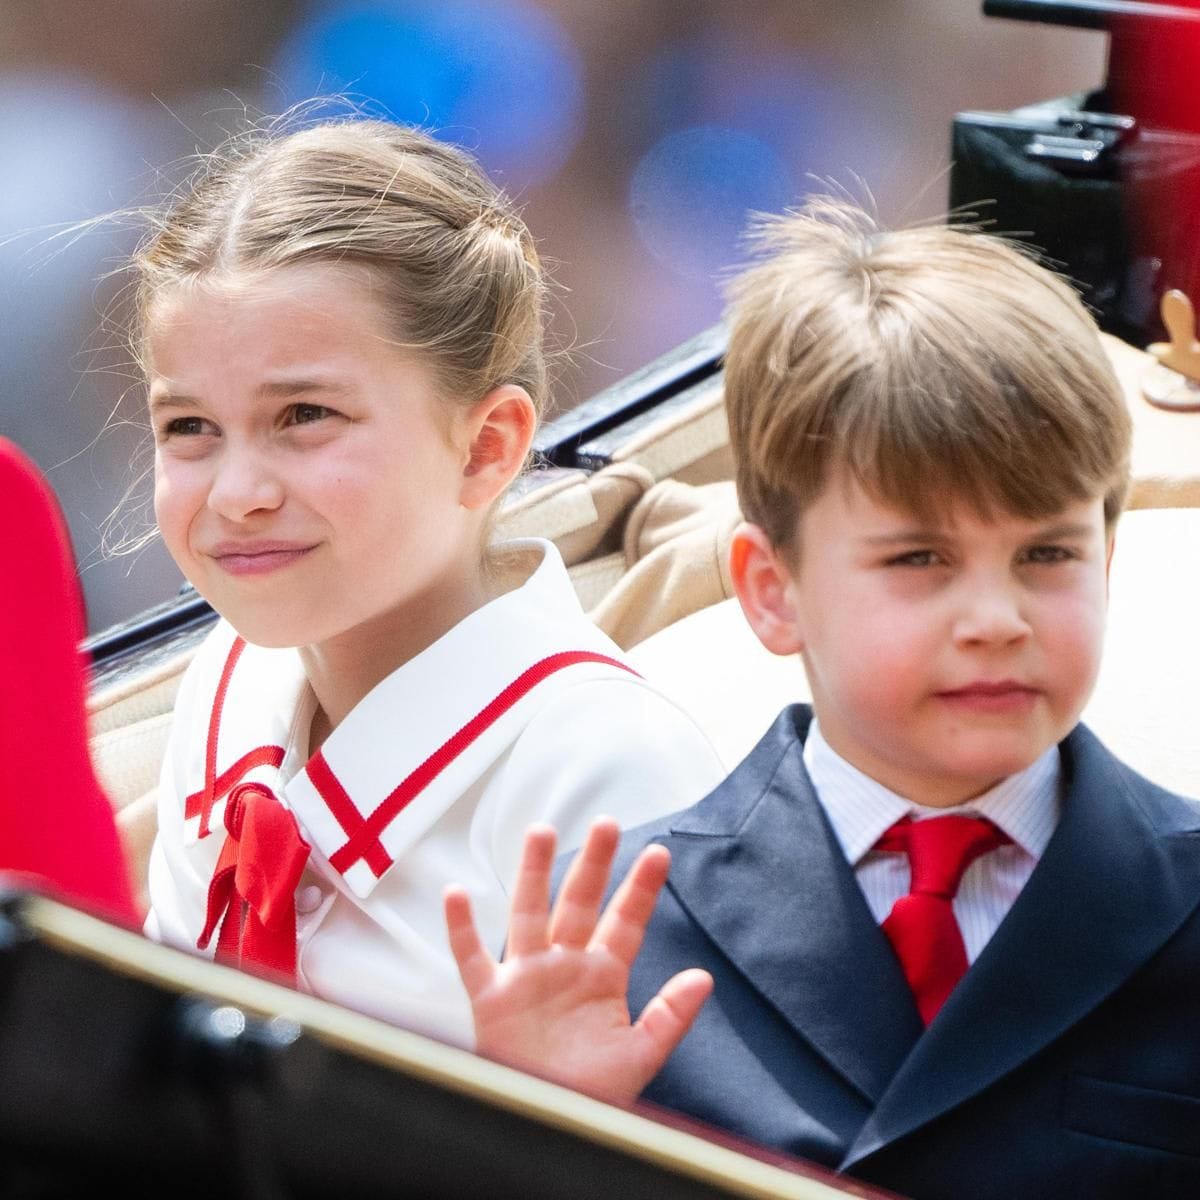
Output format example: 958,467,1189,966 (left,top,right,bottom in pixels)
728,522,805,657
458,385,537,510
